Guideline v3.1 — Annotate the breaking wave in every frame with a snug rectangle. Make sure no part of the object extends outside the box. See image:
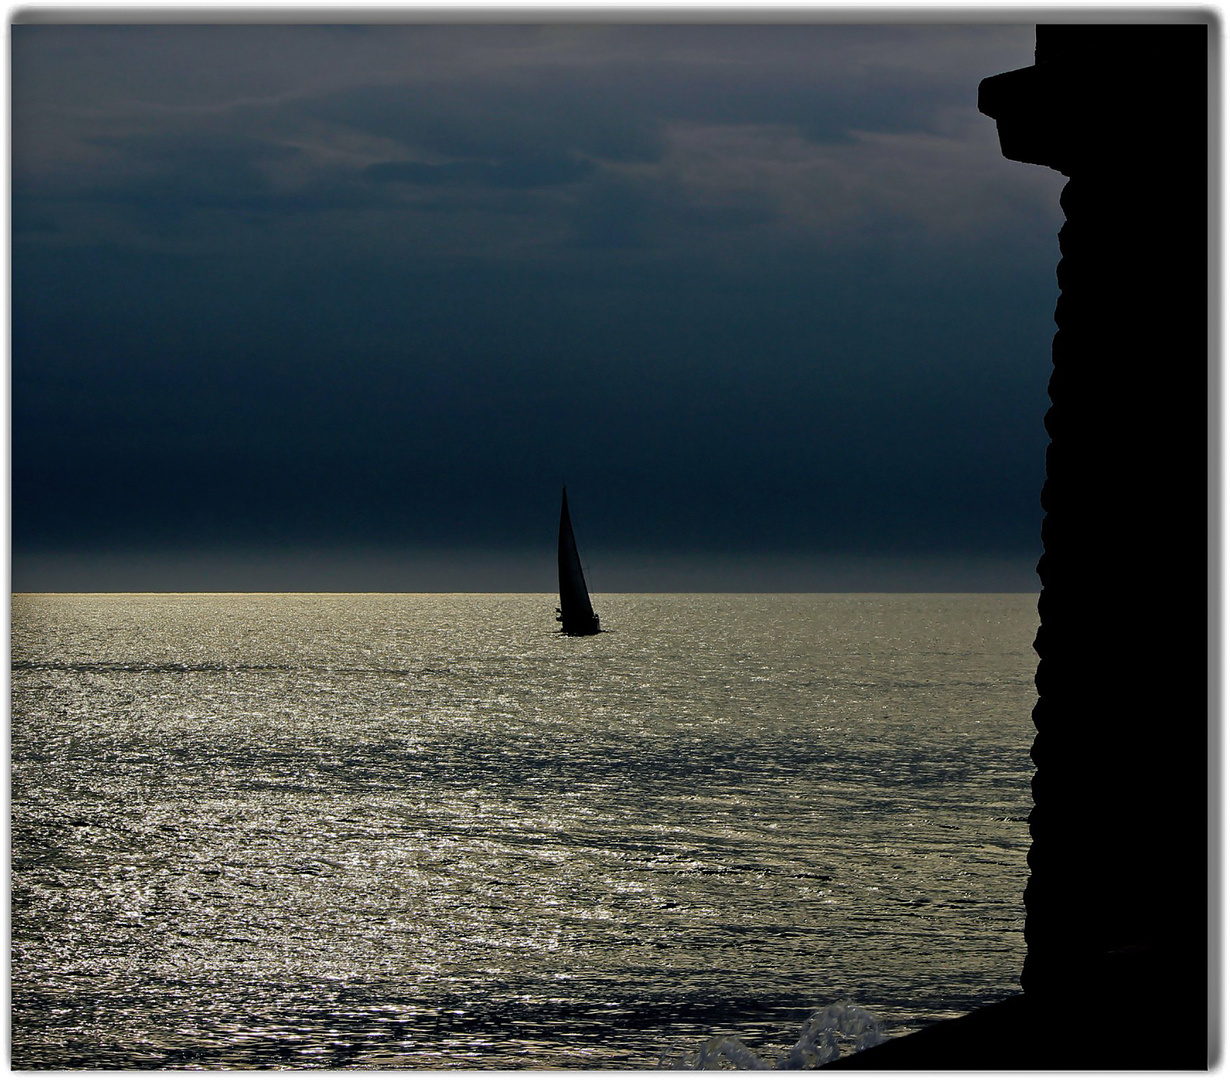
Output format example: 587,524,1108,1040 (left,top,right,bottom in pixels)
660,1001,886,1069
